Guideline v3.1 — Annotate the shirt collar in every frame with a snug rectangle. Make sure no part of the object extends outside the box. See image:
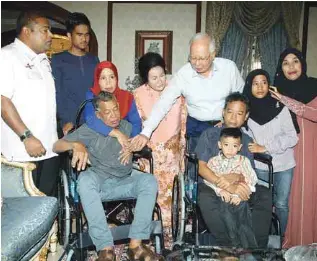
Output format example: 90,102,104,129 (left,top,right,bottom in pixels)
14,38,37,61
14,38,49,63
191,59,219,78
